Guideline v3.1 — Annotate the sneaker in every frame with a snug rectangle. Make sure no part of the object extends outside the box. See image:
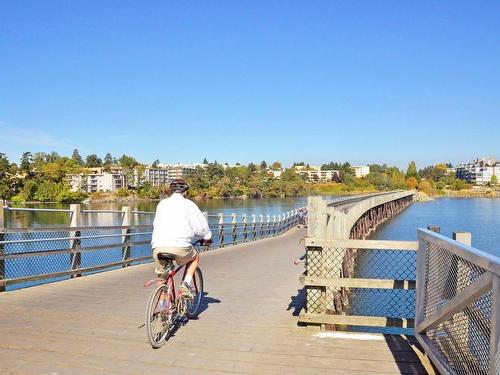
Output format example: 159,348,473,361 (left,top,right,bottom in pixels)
179,281,195,299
